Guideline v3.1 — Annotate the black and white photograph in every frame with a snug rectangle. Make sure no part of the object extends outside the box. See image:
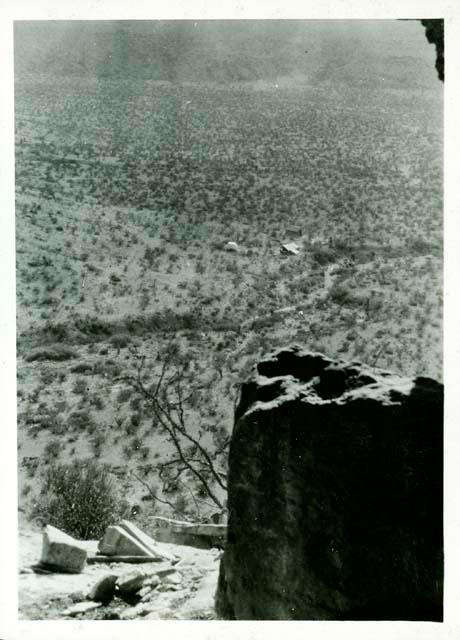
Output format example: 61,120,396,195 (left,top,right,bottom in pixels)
1,2,458,635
